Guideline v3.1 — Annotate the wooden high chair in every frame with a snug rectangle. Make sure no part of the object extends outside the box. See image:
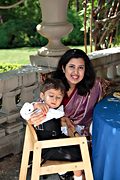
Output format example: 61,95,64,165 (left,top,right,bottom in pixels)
19,123,93,180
